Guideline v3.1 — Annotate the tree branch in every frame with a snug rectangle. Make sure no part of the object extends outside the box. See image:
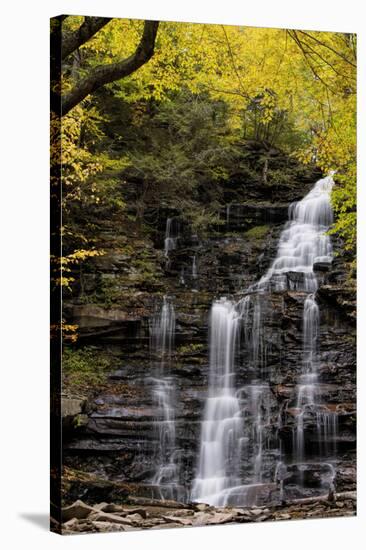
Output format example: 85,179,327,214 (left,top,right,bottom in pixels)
298,30,357,68
54,20,159,116
287,30,338,94
62,16,112,61
221,25,249,99
296,38,352,82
